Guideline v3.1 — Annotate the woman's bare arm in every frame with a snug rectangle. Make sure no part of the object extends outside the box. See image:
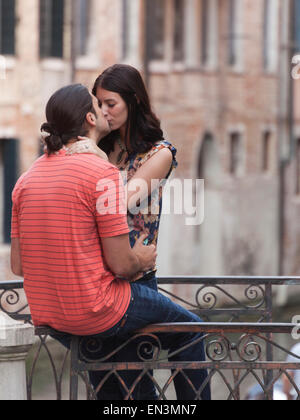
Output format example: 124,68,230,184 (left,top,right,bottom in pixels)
126,148,173,211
